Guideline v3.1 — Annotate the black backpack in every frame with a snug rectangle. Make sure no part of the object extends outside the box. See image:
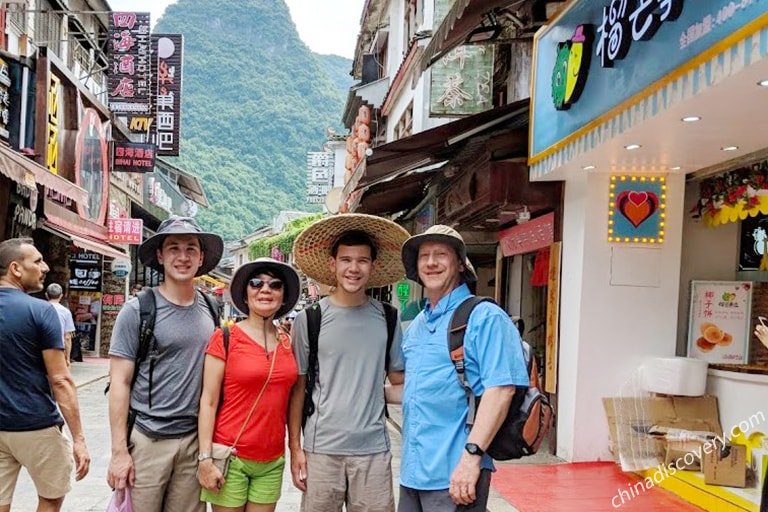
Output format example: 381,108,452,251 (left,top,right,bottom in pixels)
449,296,554,460
105,288,223,439
301,301,399,427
